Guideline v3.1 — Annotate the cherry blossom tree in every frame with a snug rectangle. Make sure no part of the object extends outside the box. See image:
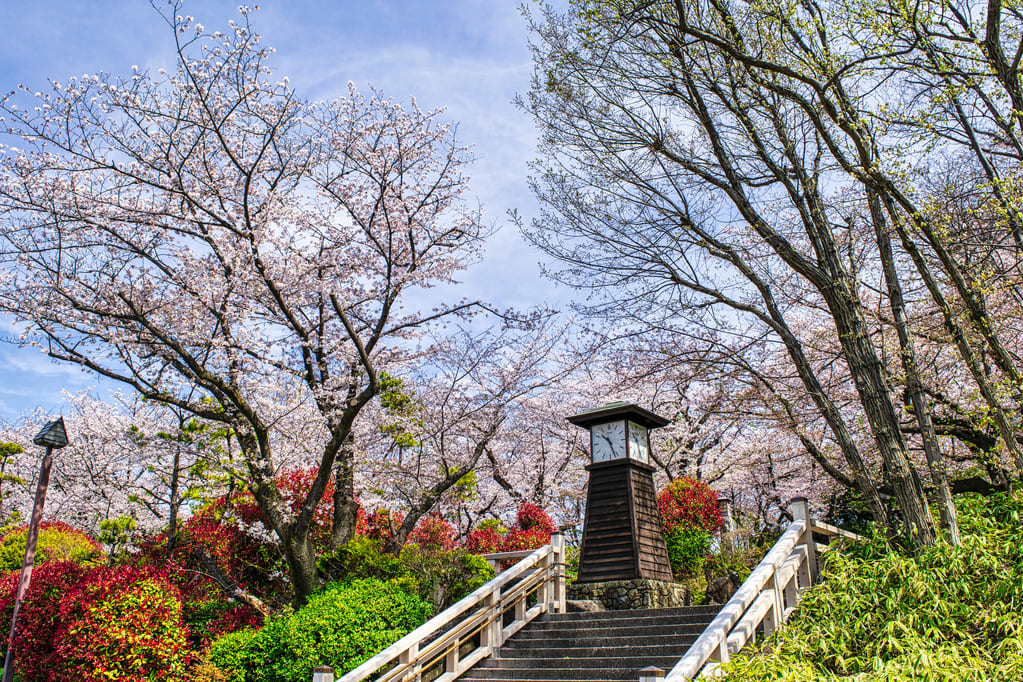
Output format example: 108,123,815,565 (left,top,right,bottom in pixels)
0,392,223,538
0,5,488,604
